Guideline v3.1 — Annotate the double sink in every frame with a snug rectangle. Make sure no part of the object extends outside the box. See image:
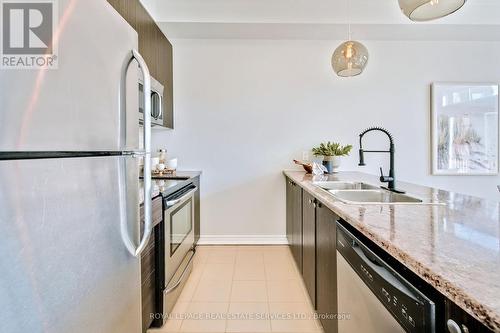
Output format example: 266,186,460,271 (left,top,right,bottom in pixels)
313,181,441,205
